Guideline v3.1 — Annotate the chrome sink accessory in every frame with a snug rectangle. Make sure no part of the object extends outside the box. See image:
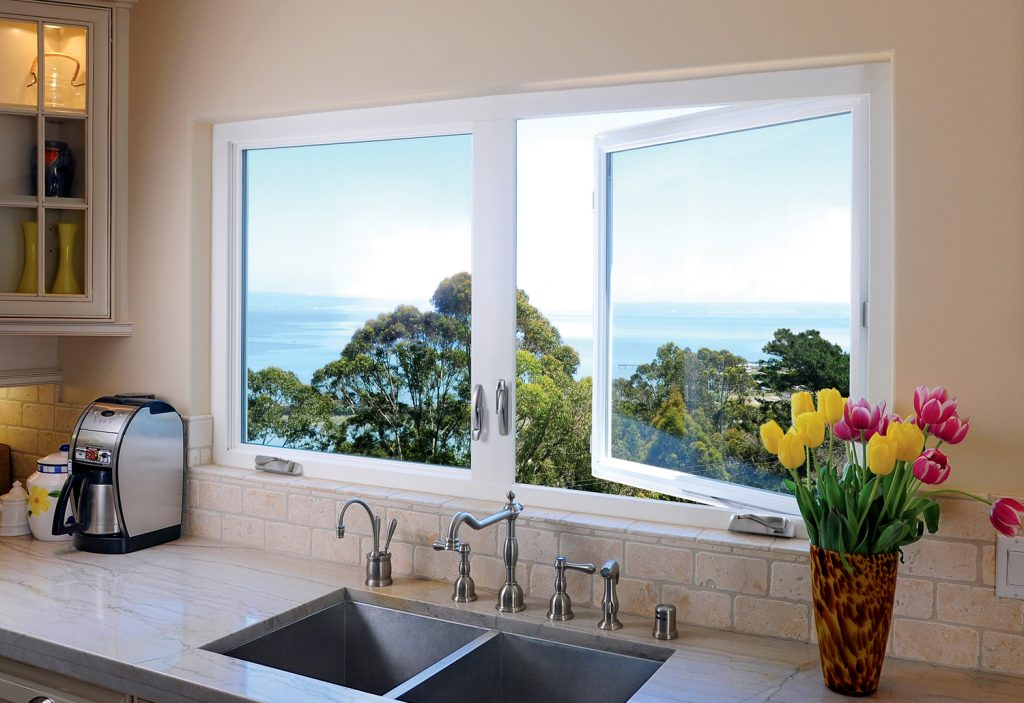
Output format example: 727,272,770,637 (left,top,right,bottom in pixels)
728,512,795,538
337,498,393,587
653,603,677,640
598,559,622,630
547,556,596,621
434,490,525,612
